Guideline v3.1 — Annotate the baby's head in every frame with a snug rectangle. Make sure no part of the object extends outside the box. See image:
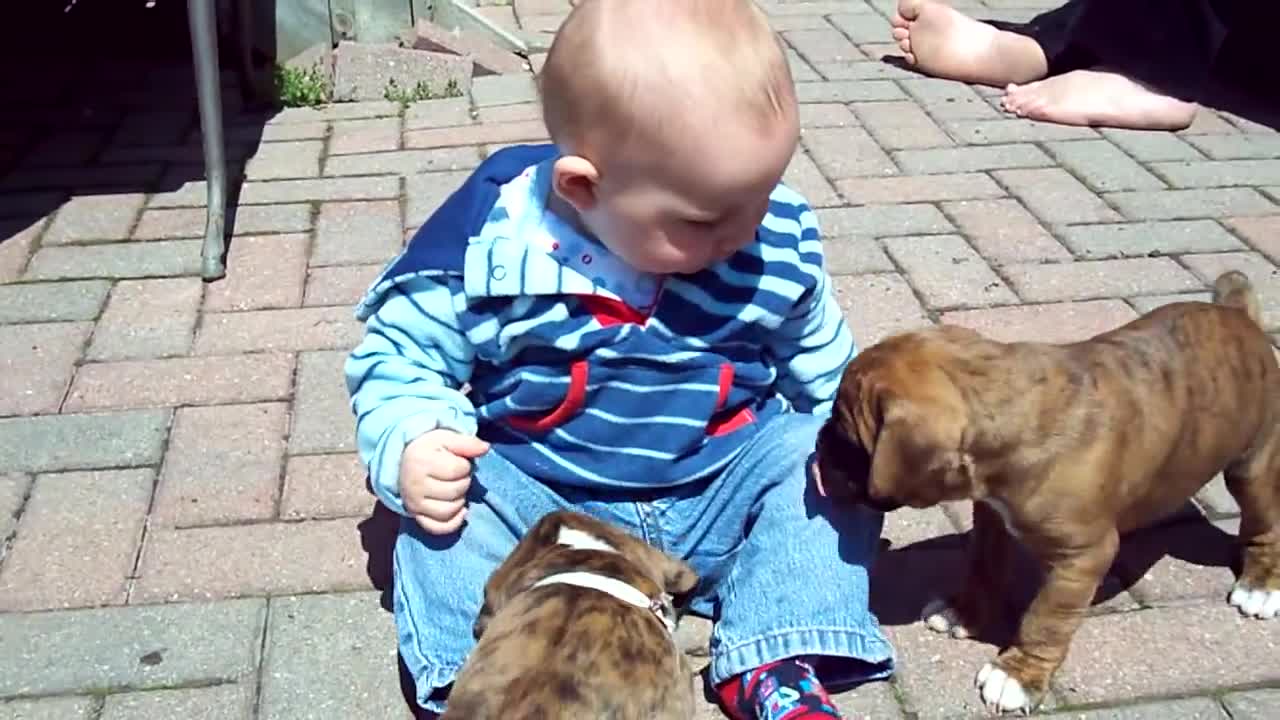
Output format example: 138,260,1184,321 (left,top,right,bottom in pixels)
538,0,798,275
